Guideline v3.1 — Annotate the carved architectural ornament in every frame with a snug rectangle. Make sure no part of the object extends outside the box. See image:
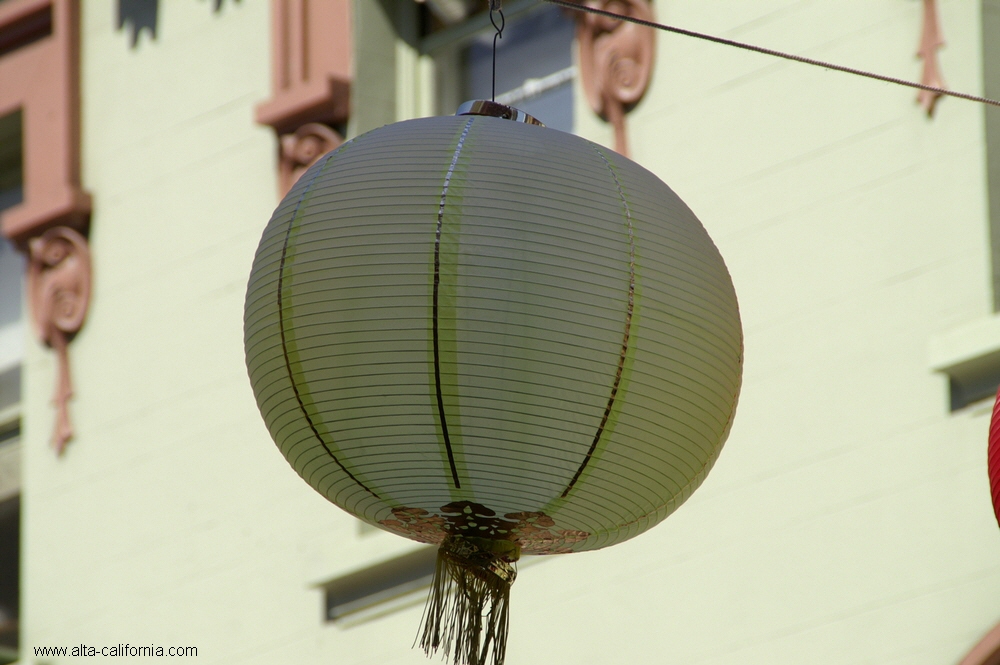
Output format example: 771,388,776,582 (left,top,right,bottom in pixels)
0,0,91,455
575,0,656,158
916,0,946,117
278,122,343,196
27,227,90,454
256,0,352,195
